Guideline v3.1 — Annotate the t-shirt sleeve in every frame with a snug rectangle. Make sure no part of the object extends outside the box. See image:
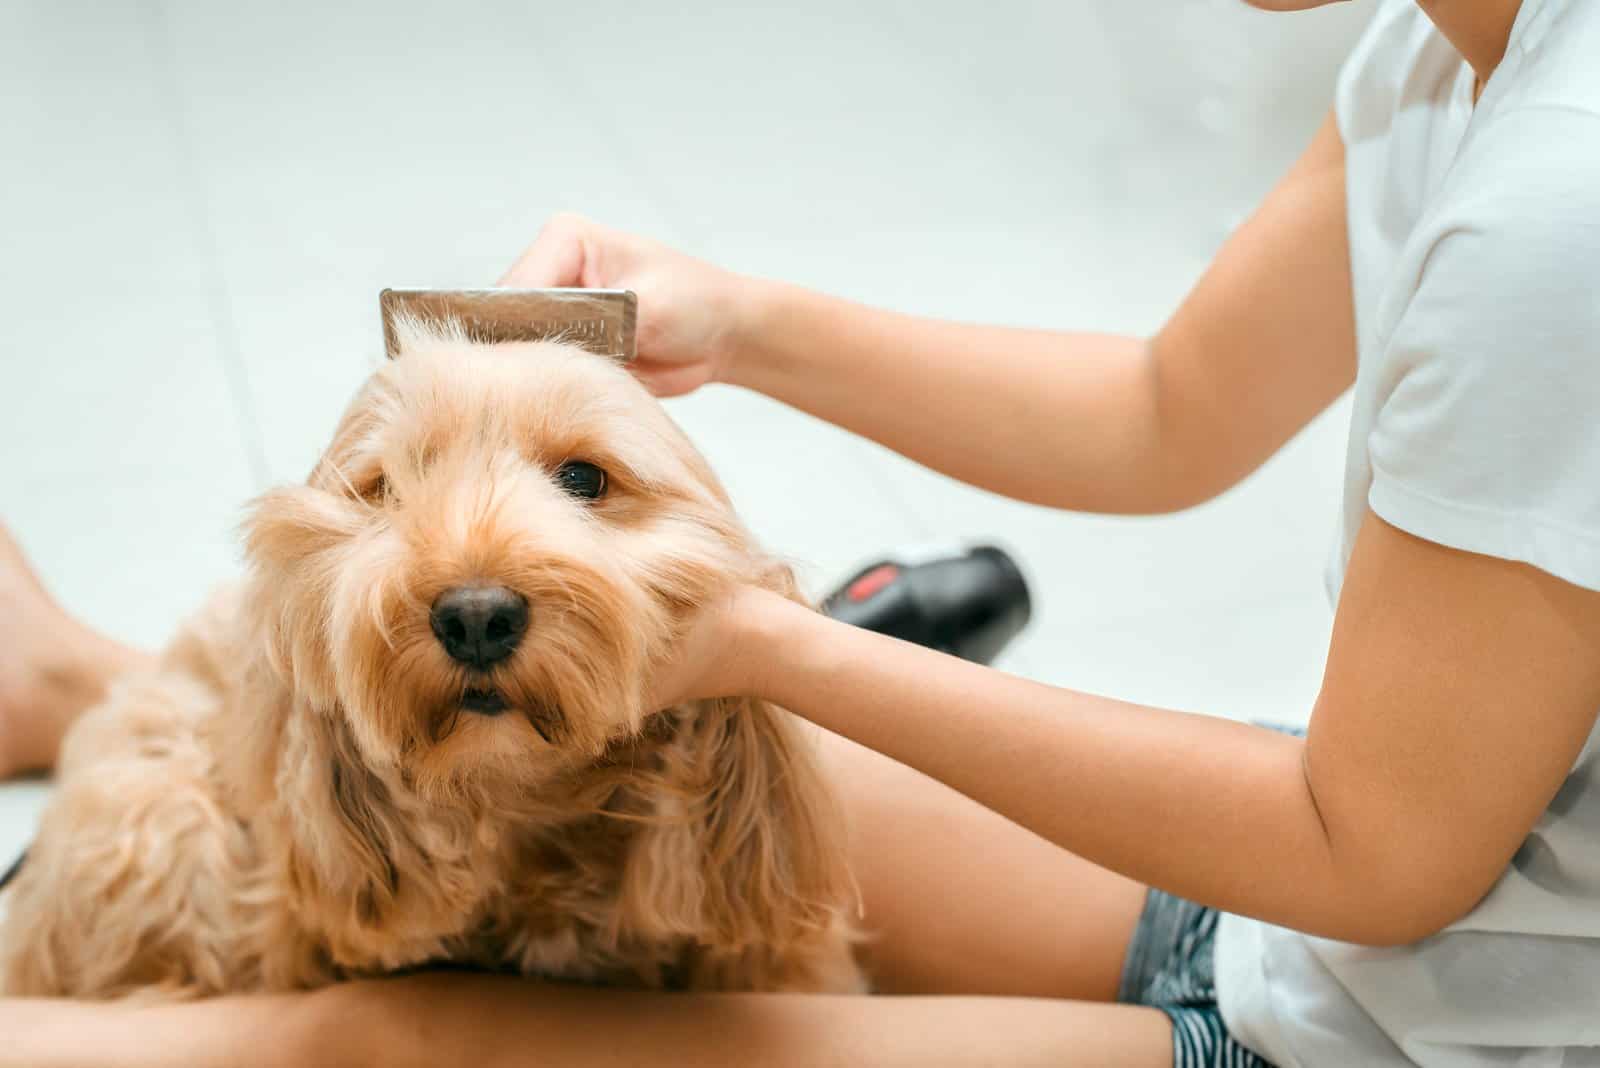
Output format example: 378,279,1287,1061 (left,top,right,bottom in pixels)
1366,108,1600,591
